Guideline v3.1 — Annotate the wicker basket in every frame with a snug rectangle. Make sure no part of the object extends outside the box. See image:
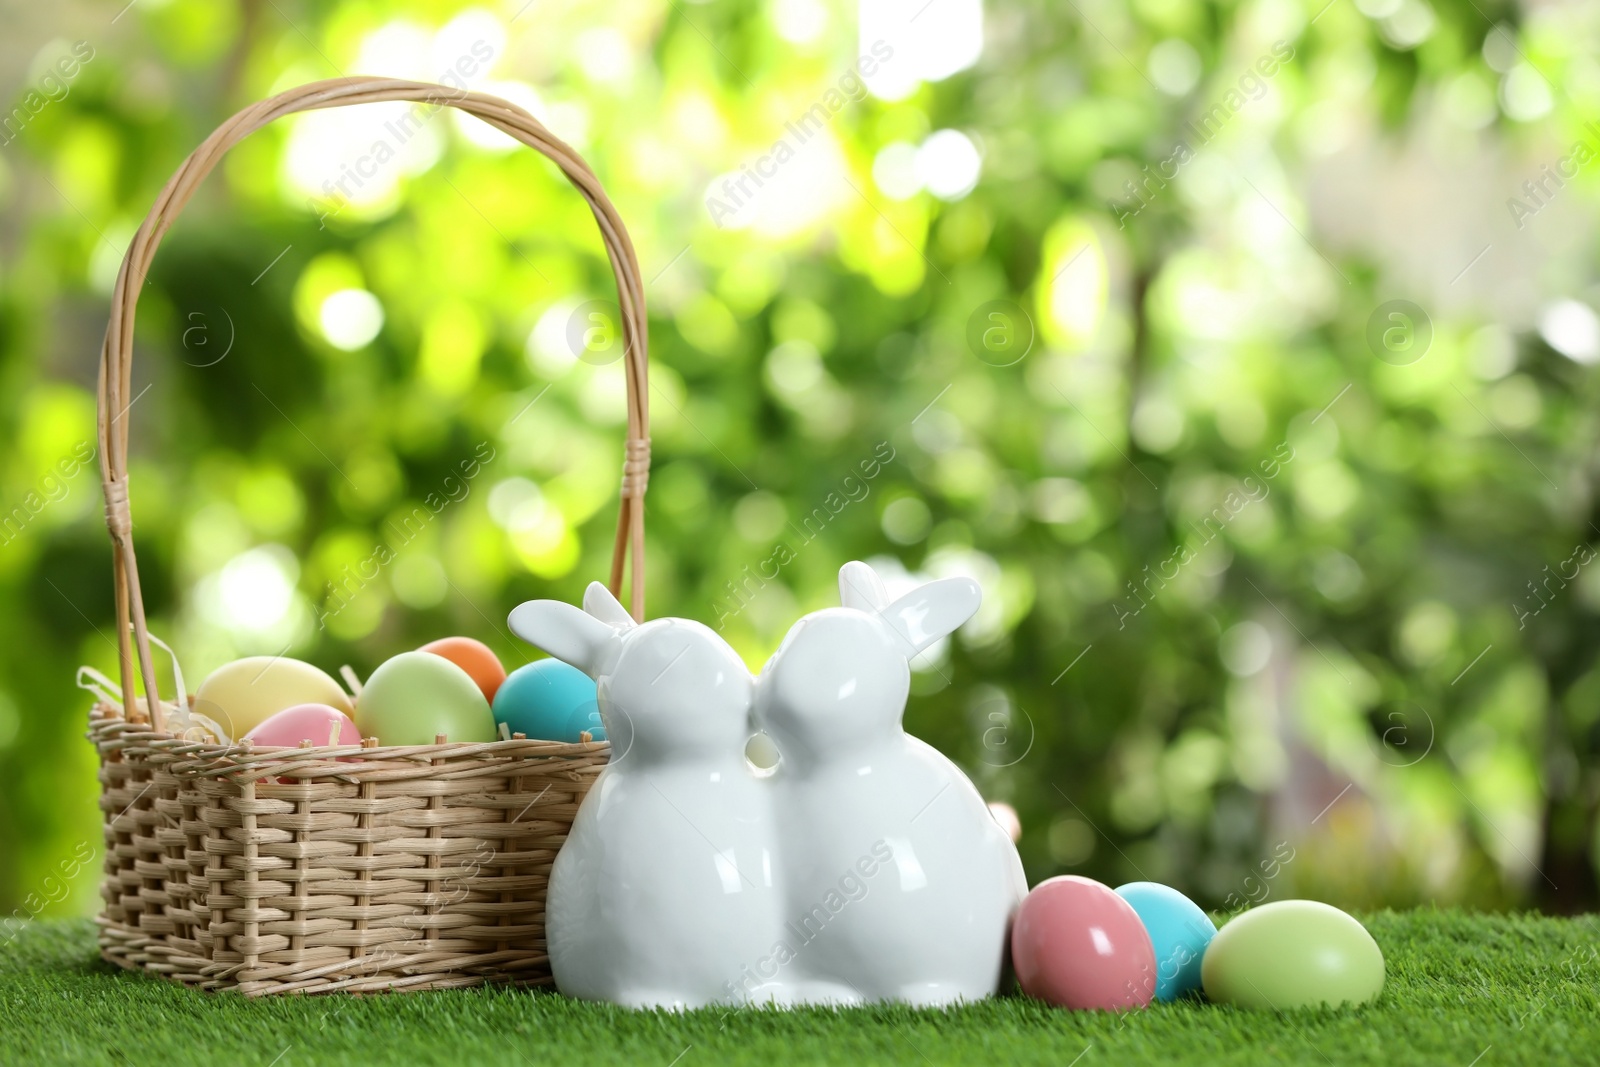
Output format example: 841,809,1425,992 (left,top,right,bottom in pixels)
87,77,650,995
